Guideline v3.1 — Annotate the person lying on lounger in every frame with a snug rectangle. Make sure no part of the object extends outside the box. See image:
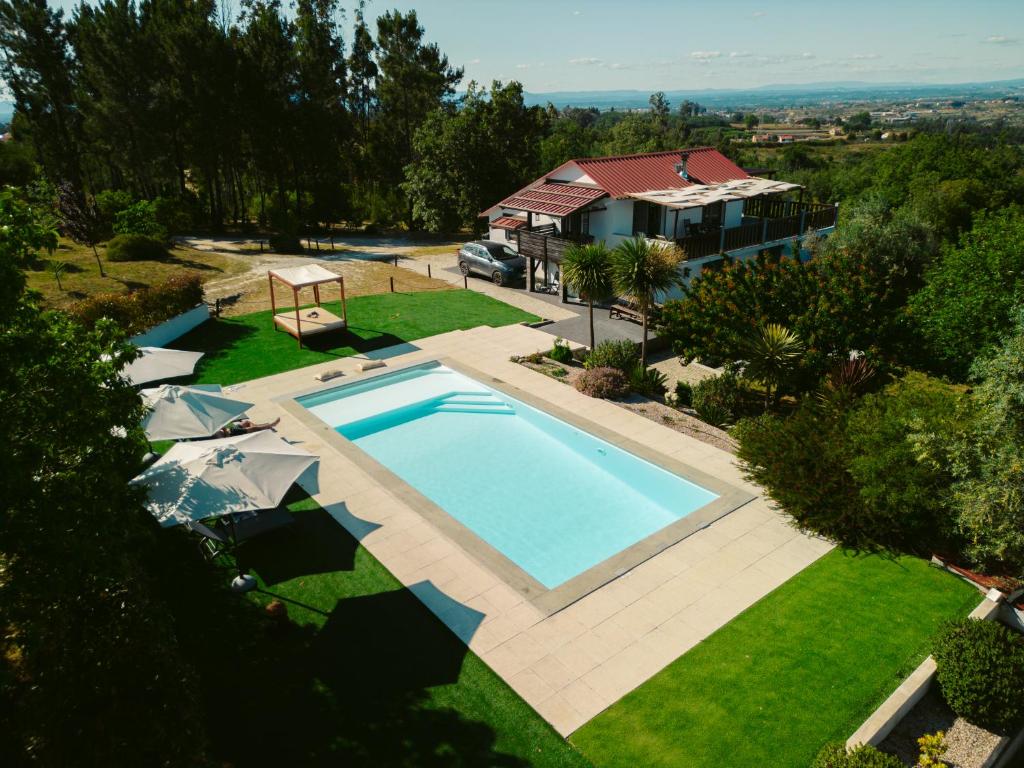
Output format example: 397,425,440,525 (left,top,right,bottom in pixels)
215,417,280,438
